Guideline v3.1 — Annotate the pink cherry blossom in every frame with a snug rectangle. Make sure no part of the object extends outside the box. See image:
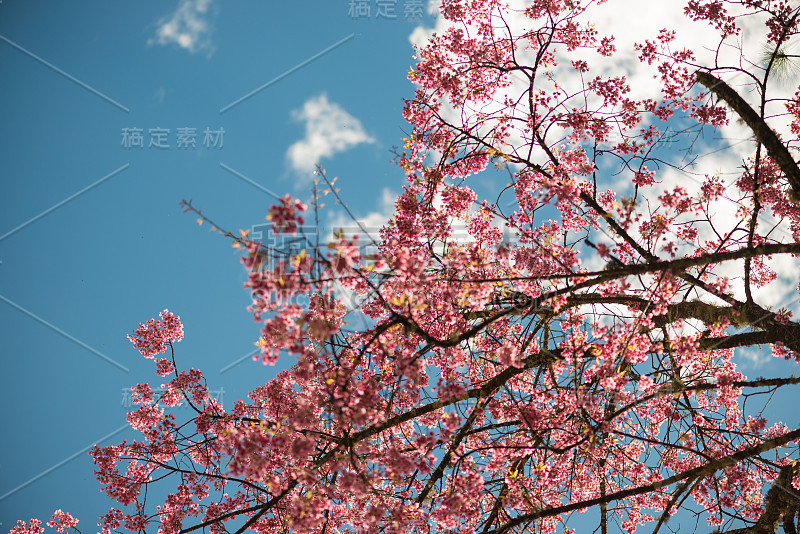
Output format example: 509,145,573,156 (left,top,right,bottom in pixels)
127,309,184,359
46,511,77,533
15,1,800,533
